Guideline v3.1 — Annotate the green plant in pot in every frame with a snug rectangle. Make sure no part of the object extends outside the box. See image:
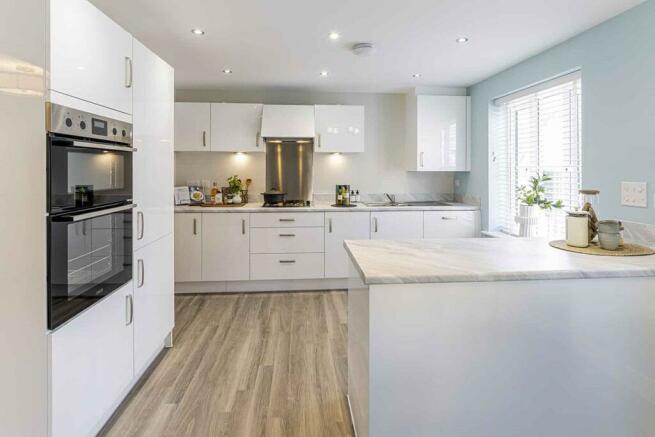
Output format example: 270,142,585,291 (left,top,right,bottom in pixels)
227,175,243,204
515,173,563,237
